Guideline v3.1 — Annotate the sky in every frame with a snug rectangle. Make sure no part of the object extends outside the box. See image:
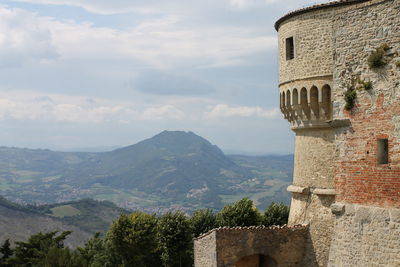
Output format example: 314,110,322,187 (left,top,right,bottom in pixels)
0,0,329,154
